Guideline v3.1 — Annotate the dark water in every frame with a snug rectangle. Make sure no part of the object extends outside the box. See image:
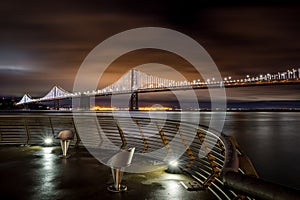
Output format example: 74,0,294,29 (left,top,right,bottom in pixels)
164,111,300,190
223,112,300,190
